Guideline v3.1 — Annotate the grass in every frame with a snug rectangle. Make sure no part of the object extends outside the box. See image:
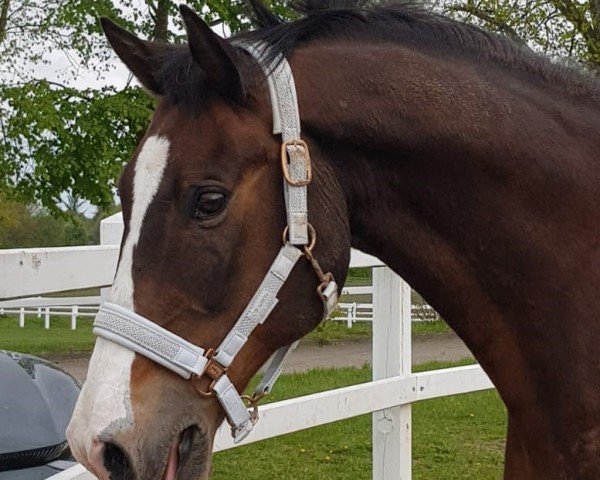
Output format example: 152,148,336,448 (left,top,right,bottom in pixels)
306,319,449,345
212,360,506,480
412,319,450,336
0,314,95,355
344,276,371,287
0,311,450,355
305,320,372,344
